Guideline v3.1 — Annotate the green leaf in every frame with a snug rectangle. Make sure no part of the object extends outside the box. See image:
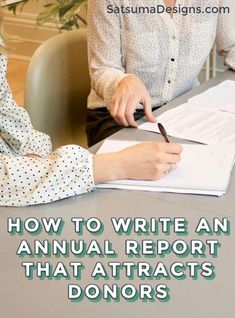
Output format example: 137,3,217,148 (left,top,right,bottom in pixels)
58,4,74,18
6,0,88,29
60,20,77,30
